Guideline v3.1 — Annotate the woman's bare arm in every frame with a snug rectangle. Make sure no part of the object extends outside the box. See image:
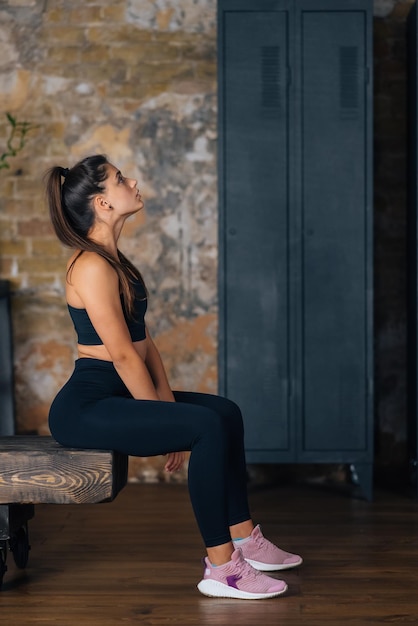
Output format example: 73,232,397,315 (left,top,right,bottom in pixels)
144,328,175,402
144,329,187,472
